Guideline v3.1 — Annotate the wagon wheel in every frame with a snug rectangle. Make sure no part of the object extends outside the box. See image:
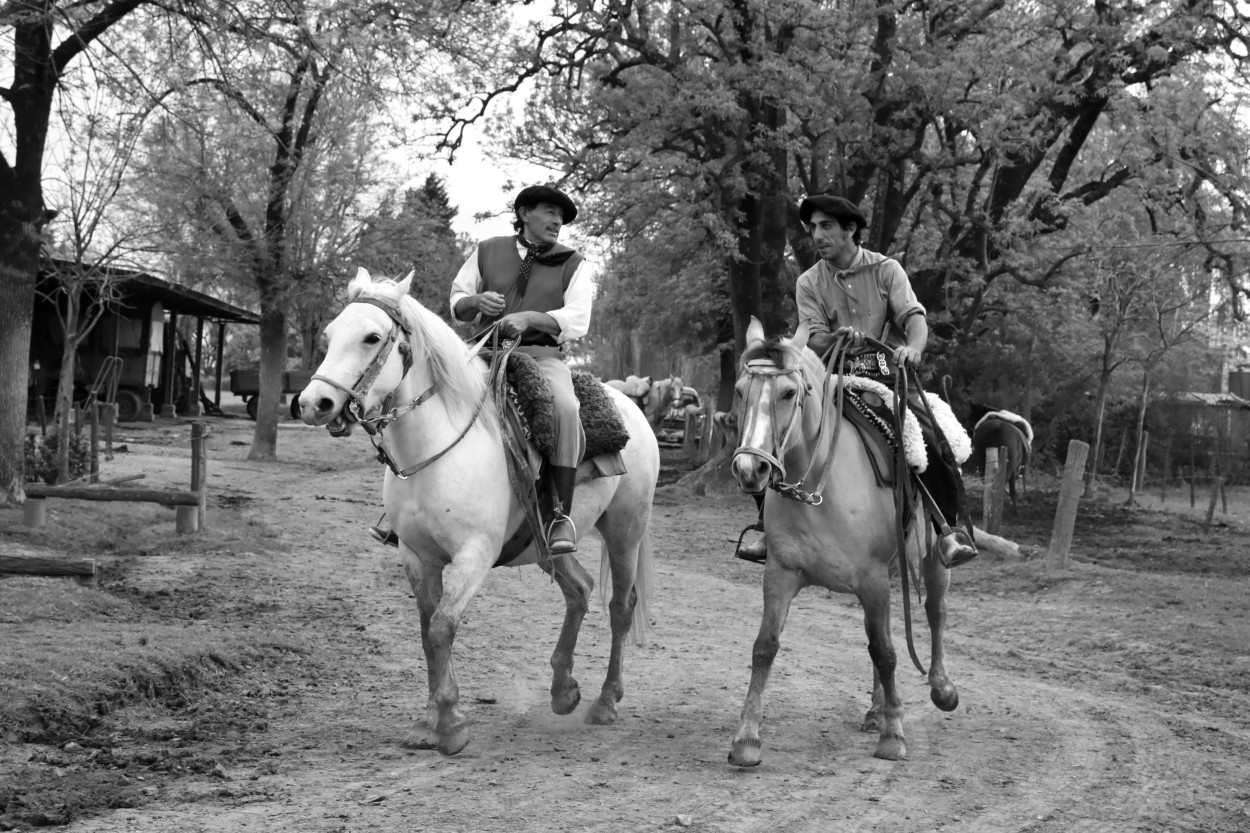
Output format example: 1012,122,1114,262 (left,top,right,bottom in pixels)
114,390,143,422
246,396,258,420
